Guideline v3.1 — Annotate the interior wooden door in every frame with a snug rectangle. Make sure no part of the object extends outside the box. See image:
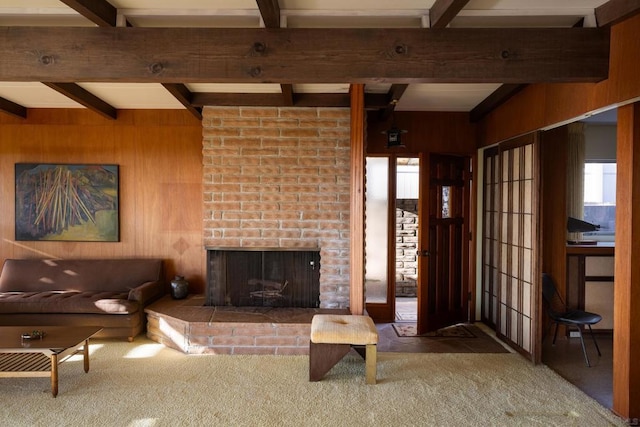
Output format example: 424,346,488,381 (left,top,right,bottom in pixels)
417,154,471,334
